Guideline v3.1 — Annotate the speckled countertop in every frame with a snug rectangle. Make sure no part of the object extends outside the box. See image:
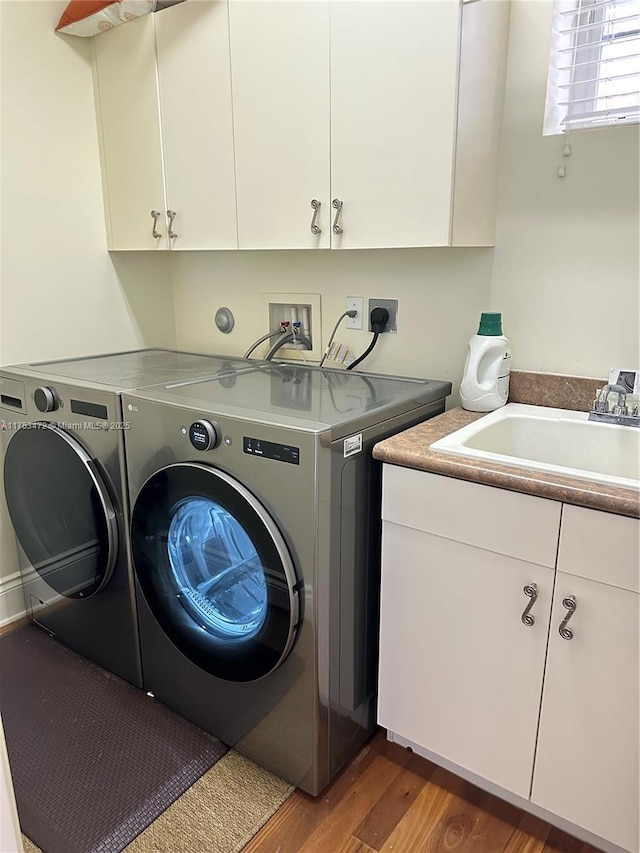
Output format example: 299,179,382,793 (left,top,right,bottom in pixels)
373,371,640,519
